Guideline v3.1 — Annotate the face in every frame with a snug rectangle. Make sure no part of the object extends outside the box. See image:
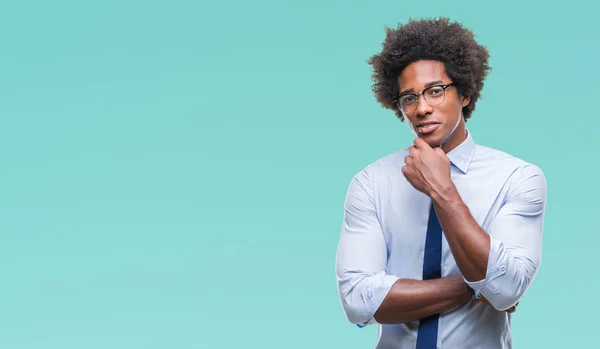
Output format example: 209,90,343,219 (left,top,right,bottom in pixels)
397,60,470,152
